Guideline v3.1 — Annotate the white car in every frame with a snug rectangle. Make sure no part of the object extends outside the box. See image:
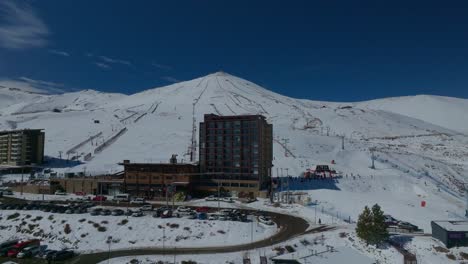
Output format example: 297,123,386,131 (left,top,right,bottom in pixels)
130,198,146,204
140,204,153,211
222,197,234,203
258,216,274,226
176,206,191,212
208,214,218,221
205,195,217,201
54,191,67,195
